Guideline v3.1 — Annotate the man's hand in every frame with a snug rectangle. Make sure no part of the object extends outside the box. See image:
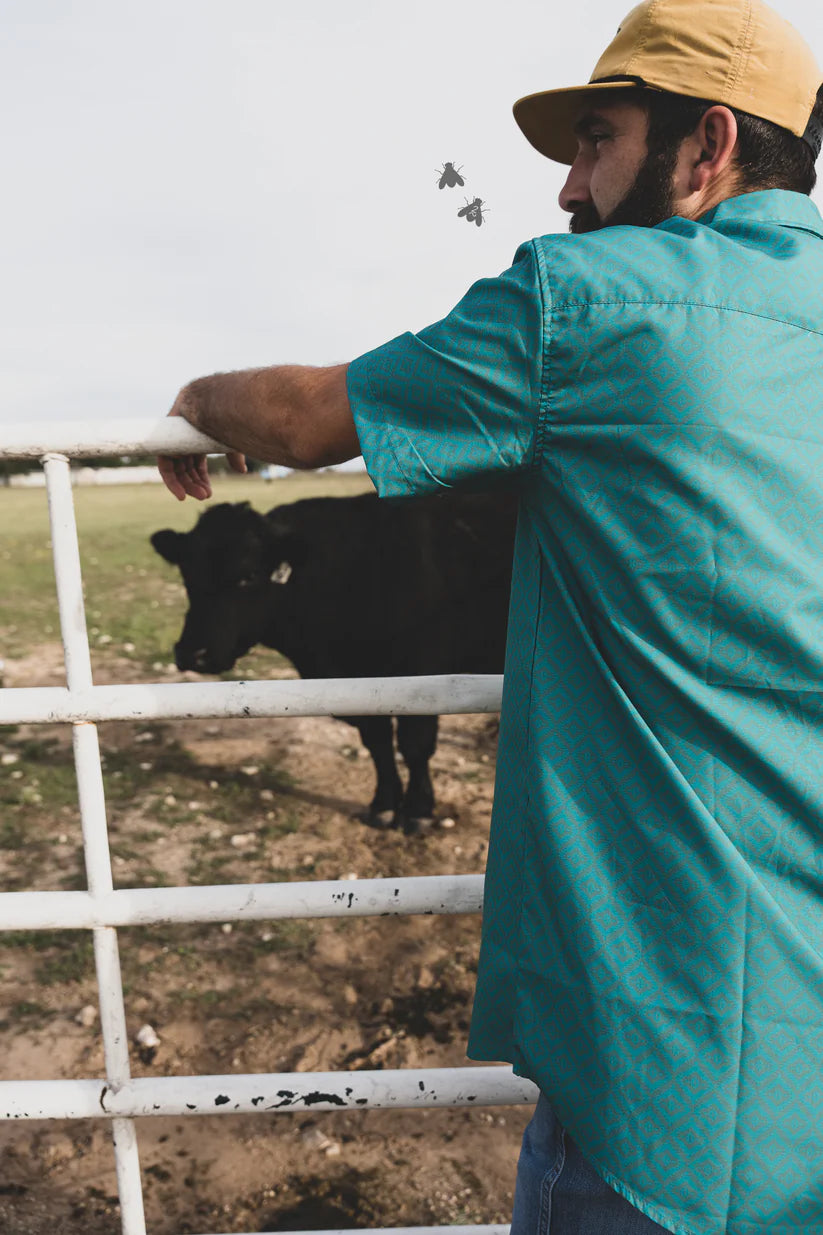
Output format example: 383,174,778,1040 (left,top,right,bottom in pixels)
157,363,358,500
158,386,247,502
